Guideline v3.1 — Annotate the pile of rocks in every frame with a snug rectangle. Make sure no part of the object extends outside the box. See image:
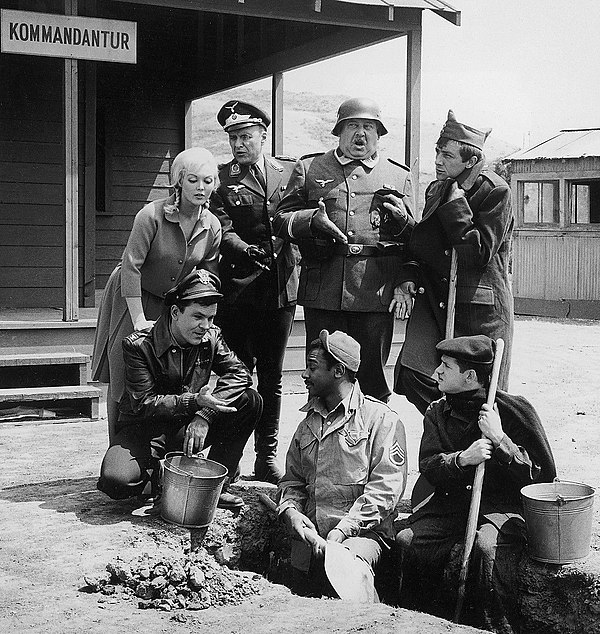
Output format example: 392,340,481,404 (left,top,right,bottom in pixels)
84,547,264,611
